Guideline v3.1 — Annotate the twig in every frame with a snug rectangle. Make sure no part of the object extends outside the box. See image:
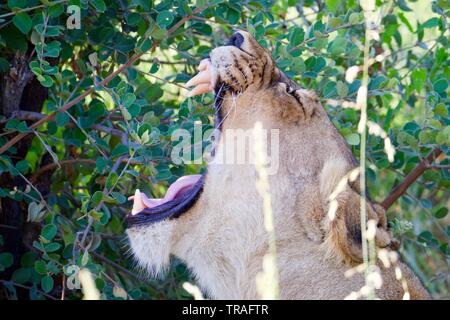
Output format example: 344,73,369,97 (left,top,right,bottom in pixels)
0,0,66,19
0,224,18,230
0,280,57,300
427,164,450,170
3,110,129,143
30,159,95,183
382,148,444,210
61,273,66,300
90,251,148,284
30,157,144,184
133,68,188,90
79,151,134,249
